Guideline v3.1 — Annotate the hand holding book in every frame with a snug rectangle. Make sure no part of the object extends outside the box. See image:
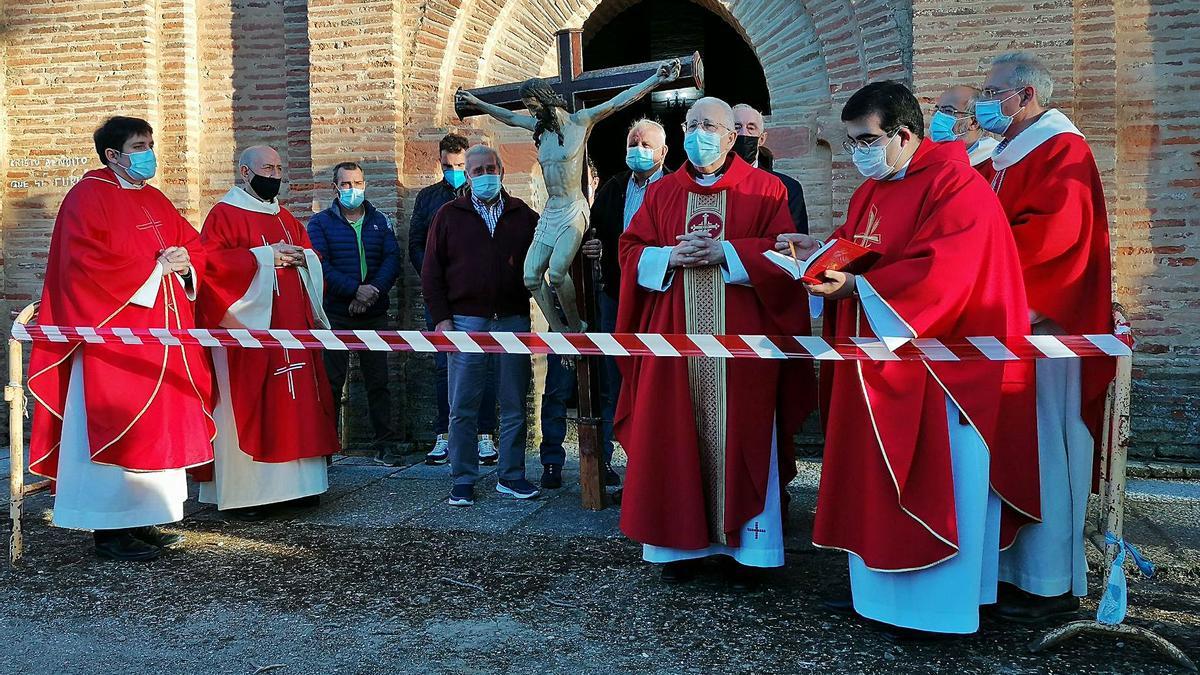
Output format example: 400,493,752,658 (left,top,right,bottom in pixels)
767,235,881,285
